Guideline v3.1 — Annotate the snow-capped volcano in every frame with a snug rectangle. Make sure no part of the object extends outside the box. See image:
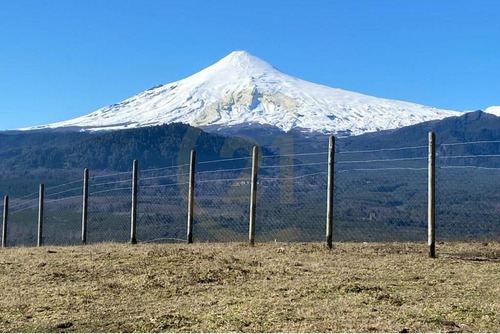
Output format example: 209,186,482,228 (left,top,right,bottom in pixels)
24,51,460,135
